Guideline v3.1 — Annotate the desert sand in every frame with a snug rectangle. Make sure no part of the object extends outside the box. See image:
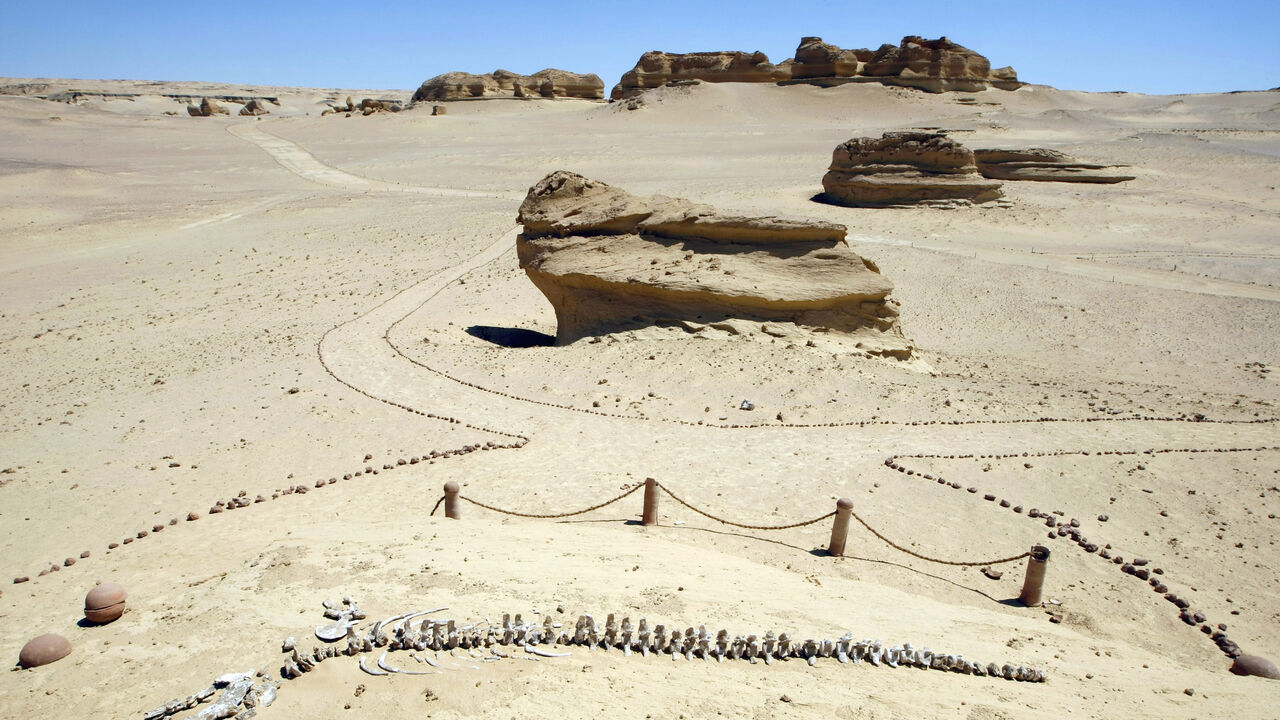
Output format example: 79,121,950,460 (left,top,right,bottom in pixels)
0,75,1278,719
